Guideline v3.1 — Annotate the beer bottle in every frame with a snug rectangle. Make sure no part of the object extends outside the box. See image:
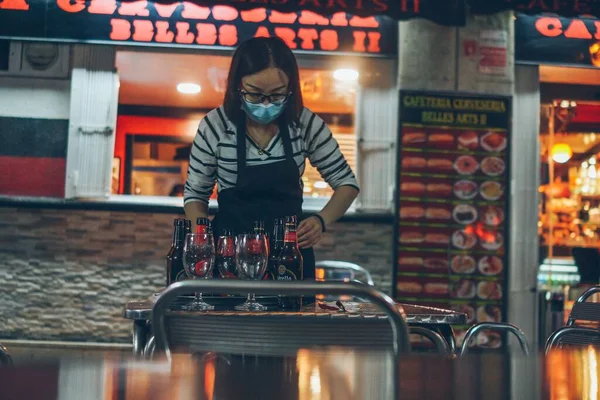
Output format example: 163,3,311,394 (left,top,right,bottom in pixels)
184,219,192,236
266,218,284,280
196,217,209,234
276,216,303,309
216,229,236,279
253,220,265,235
166,218,186,286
